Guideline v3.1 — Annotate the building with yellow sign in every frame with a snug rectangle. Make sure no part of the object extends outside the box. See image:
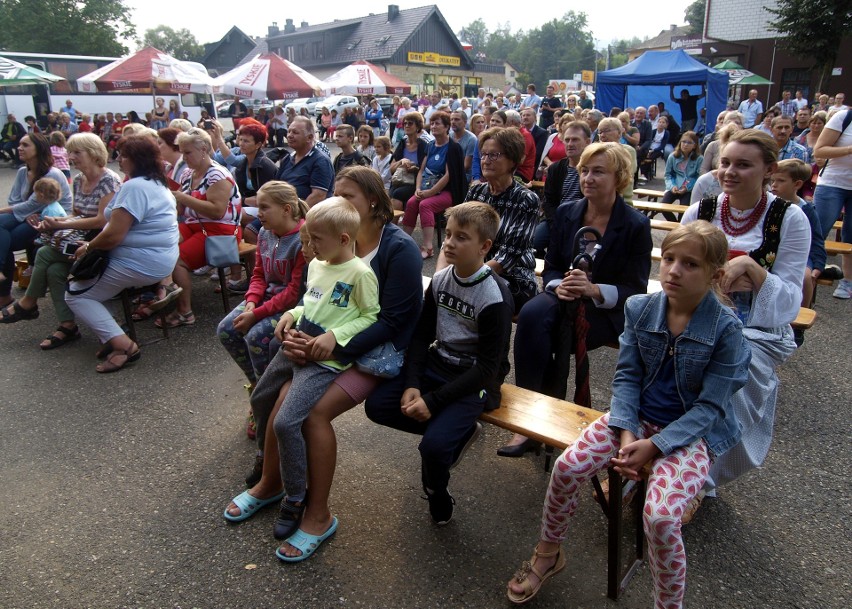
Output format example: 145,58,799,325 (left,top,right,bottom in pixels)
247,5,507,97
